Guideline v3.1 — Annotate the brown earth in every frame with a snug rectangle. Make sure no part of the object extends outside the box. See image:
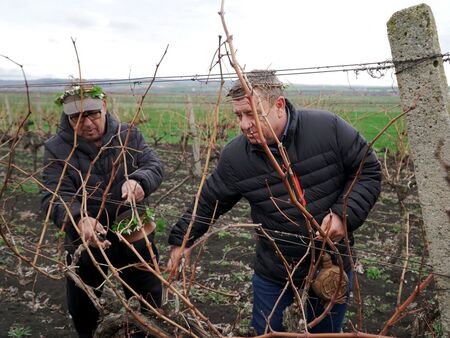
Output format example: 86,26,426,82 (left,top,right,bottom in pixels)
0,144,441,337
